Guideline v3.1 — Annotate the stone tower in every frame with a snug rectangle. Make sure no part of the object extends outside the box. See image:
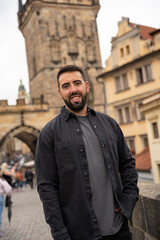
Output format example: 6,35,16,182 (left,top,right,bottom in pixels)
18,0,105,112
